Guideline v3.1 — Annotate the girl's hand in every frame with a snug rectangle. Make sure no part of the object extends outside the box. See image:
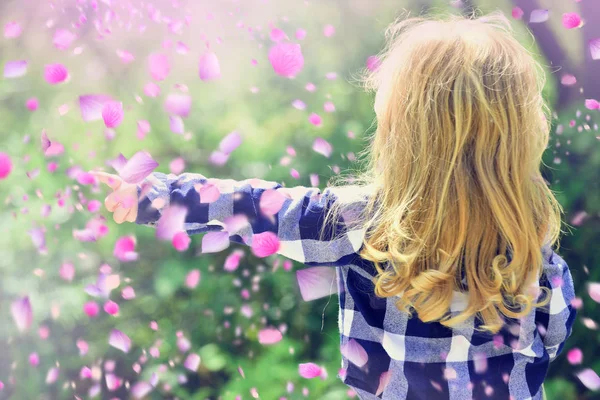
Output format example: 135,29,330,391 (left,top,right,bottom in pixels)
89,171,139,224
